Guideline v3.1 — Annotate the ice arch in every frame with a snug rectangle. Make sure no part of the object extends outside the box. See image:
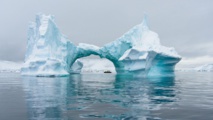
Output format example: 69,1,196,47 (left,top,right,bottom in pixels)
21,14,181,77
75,42,132,73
